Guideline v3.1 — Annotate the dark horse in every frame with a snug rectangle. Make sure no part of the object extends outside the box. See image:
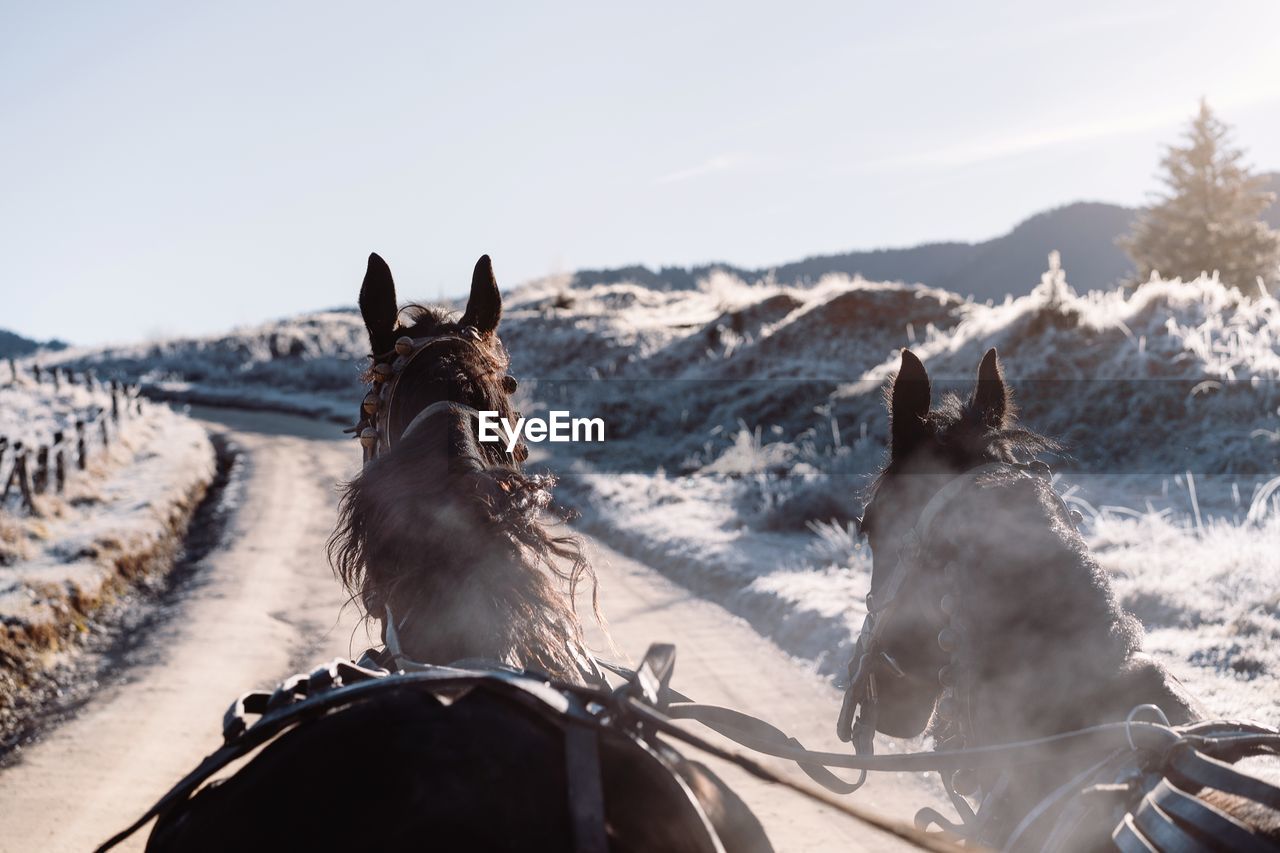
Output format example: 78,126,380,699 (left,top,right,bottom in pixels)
128,255,771,853
852,347,1280,850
